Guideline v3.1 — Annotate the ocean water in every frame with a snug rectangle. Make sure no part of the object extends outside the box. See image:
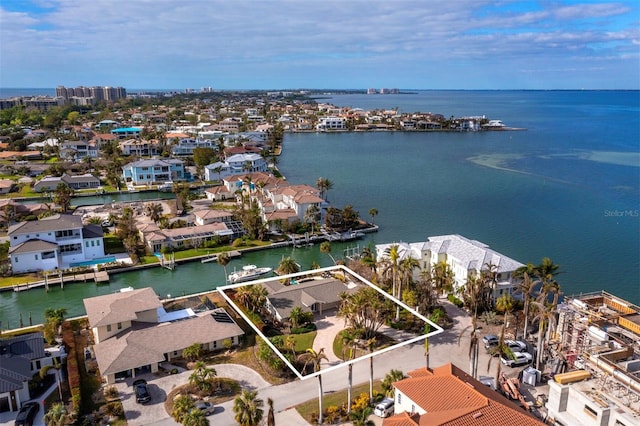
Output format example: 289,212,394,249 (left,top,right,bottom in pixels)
283,91,640,304
0,90,638,327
